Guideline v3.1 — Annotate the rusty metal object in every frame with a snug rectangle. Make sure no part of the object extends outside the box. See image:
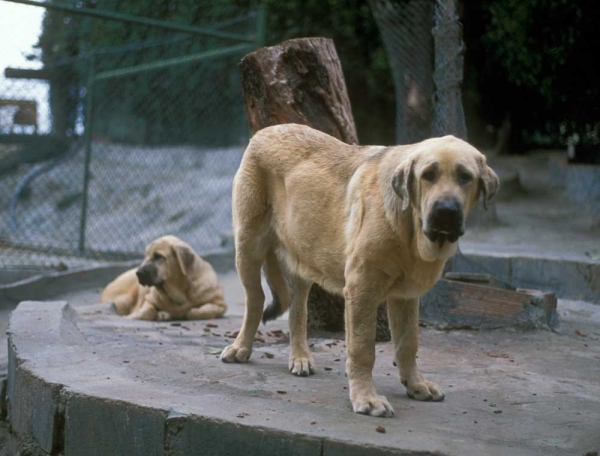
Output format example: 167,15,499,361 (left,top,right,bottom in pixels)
0,99,38,132
420,279,558,330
